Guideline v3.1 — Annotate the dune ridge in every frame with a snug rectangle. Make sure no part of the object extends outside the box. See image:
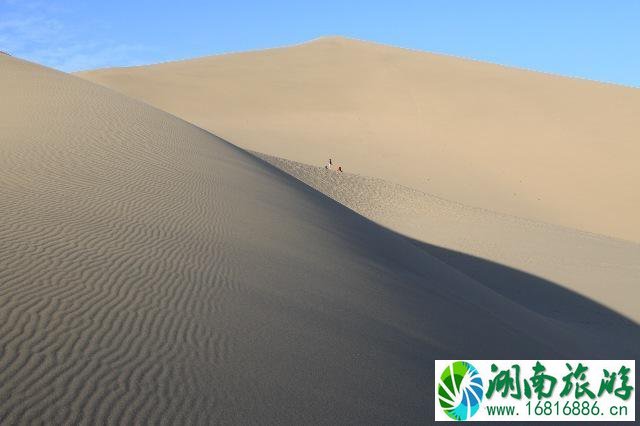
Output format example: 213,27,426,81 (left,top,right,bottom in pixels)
254,153,640,325
3,53,639,424
78,36,640,241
